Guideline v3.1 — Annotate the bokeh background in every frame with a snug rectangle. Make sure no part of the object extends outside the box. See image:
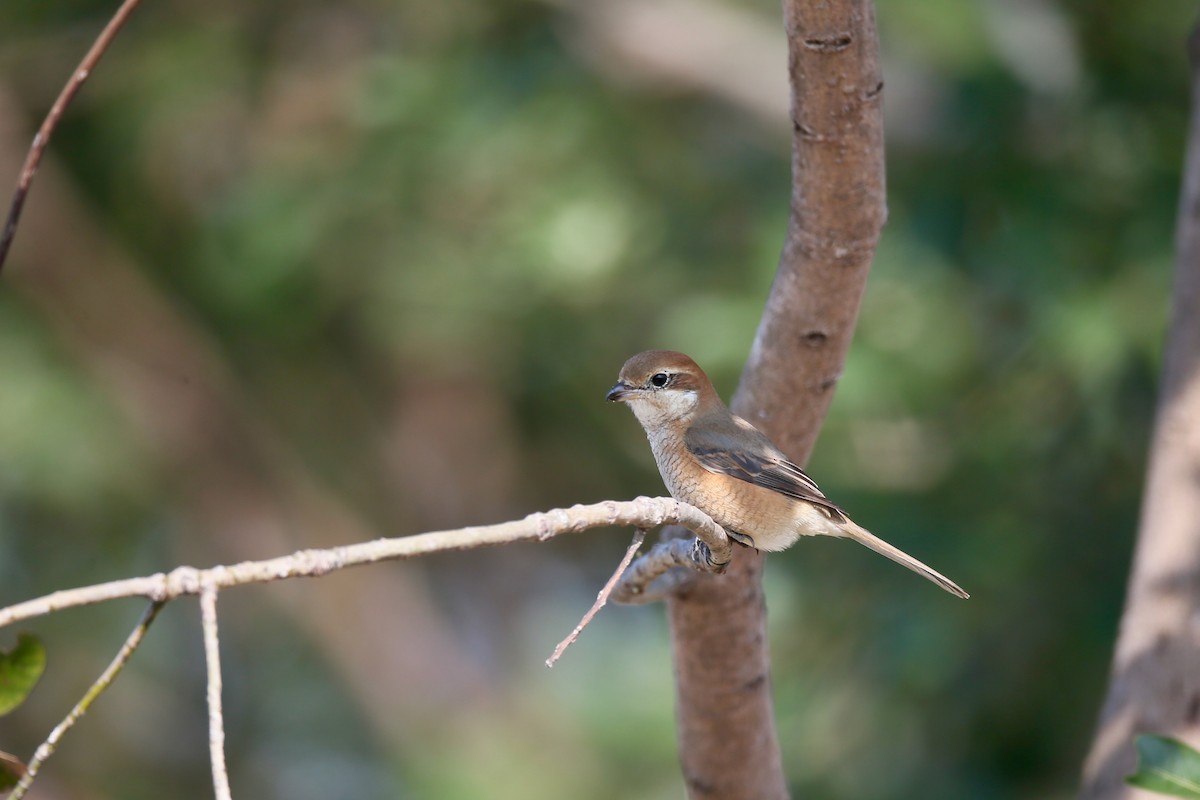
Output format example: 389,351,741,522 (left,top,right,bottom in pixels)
0,0,1195,798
